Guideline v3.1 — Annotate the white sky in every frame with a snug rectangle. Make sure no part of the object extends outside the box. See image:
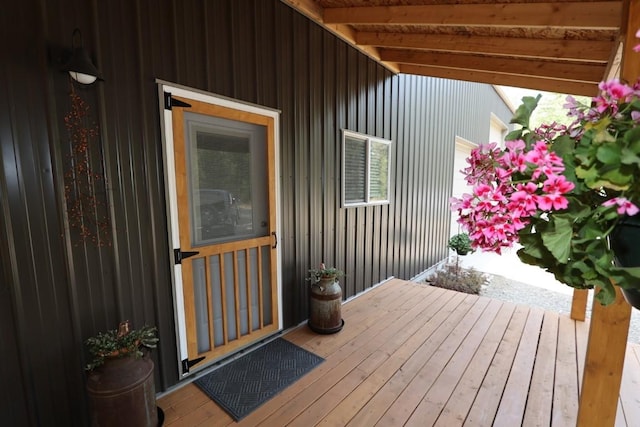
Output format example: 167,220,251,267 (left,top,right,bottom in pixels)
498,85,550,109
